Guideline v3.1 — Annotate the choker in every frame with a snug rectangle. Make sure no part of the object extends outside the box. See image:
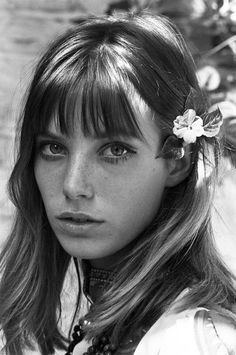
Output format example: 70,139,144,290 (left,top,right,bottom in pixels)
82,263,116,302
